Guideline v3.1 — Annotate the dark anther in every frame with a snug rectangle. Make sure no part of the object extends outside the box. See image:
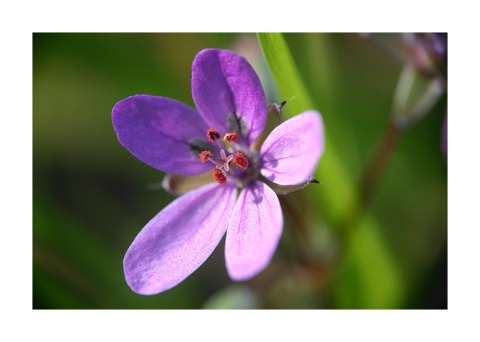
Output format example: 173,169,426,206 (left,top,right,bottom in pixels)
206,128,221,142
